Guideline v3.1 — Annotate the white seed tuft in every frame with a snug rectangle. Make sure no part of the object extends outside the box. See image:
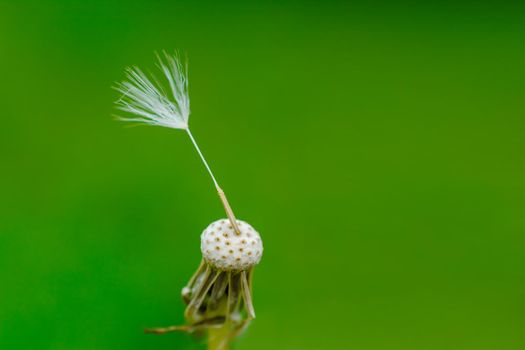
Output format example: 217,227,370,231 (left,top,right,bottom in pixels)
114,52,190,129
201,219,263,271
